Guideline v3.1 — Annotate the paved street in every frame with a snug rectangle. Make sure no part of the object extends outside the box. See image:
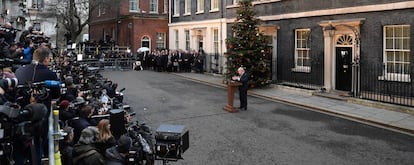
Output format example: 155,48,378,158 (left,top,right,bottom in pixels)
102,70,414,165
